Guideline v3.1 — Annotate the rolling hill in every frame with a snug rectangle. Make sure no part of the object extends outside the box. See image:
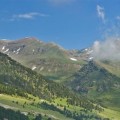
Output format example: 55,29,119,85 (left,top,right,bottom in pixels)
0,52,107,120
